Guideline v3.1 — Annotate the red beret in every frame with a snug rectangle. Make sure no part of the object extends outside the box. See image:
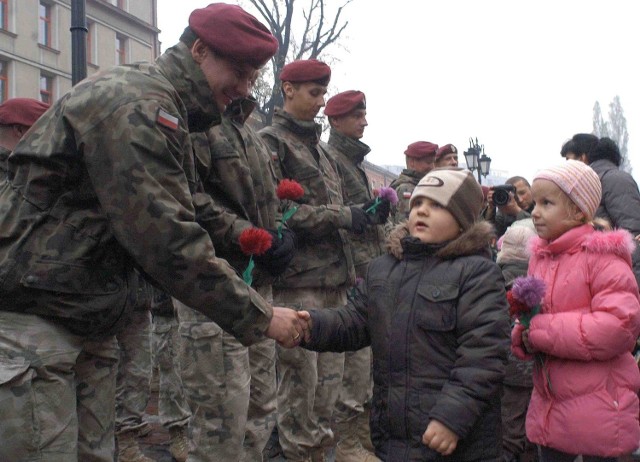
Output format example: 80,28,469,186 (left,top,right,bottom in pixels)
404,141,438,159
189,3,278,68
0,98,49,127
435,143,457,160
279,59,331,85
324,90,366,117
